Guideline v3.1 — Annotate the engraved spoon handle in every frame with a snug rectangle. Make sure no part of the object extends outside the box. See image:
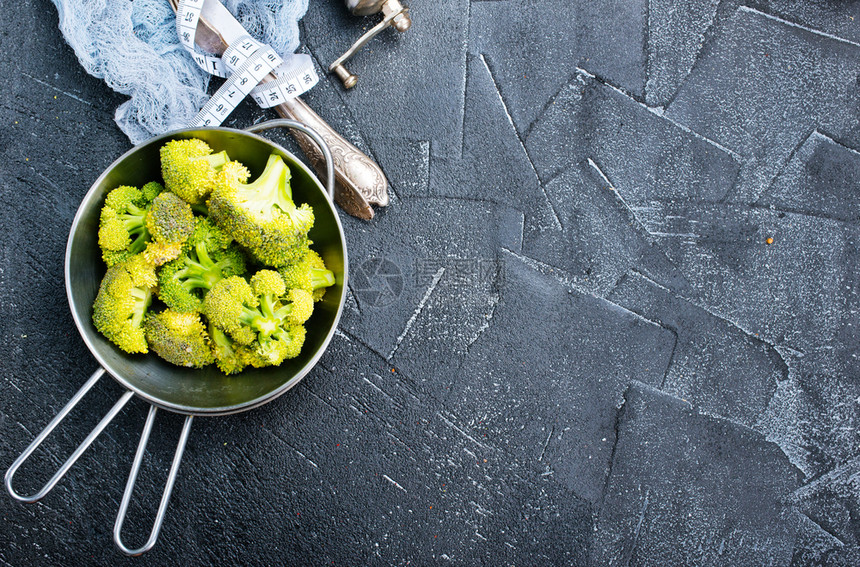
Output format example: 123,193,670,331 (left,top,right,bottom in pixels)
275,98,388,220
